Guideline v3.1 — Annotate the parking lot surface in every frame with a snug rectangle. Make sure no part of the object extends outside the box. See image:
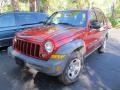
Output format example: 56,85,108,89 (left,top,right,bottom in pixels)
0,28,120,90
